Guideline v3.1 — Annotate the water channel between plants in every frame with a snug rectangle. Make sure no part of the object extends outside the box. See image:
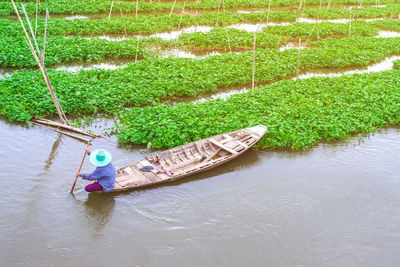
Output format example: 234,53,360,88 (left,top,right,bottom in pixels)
1,116,400,266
